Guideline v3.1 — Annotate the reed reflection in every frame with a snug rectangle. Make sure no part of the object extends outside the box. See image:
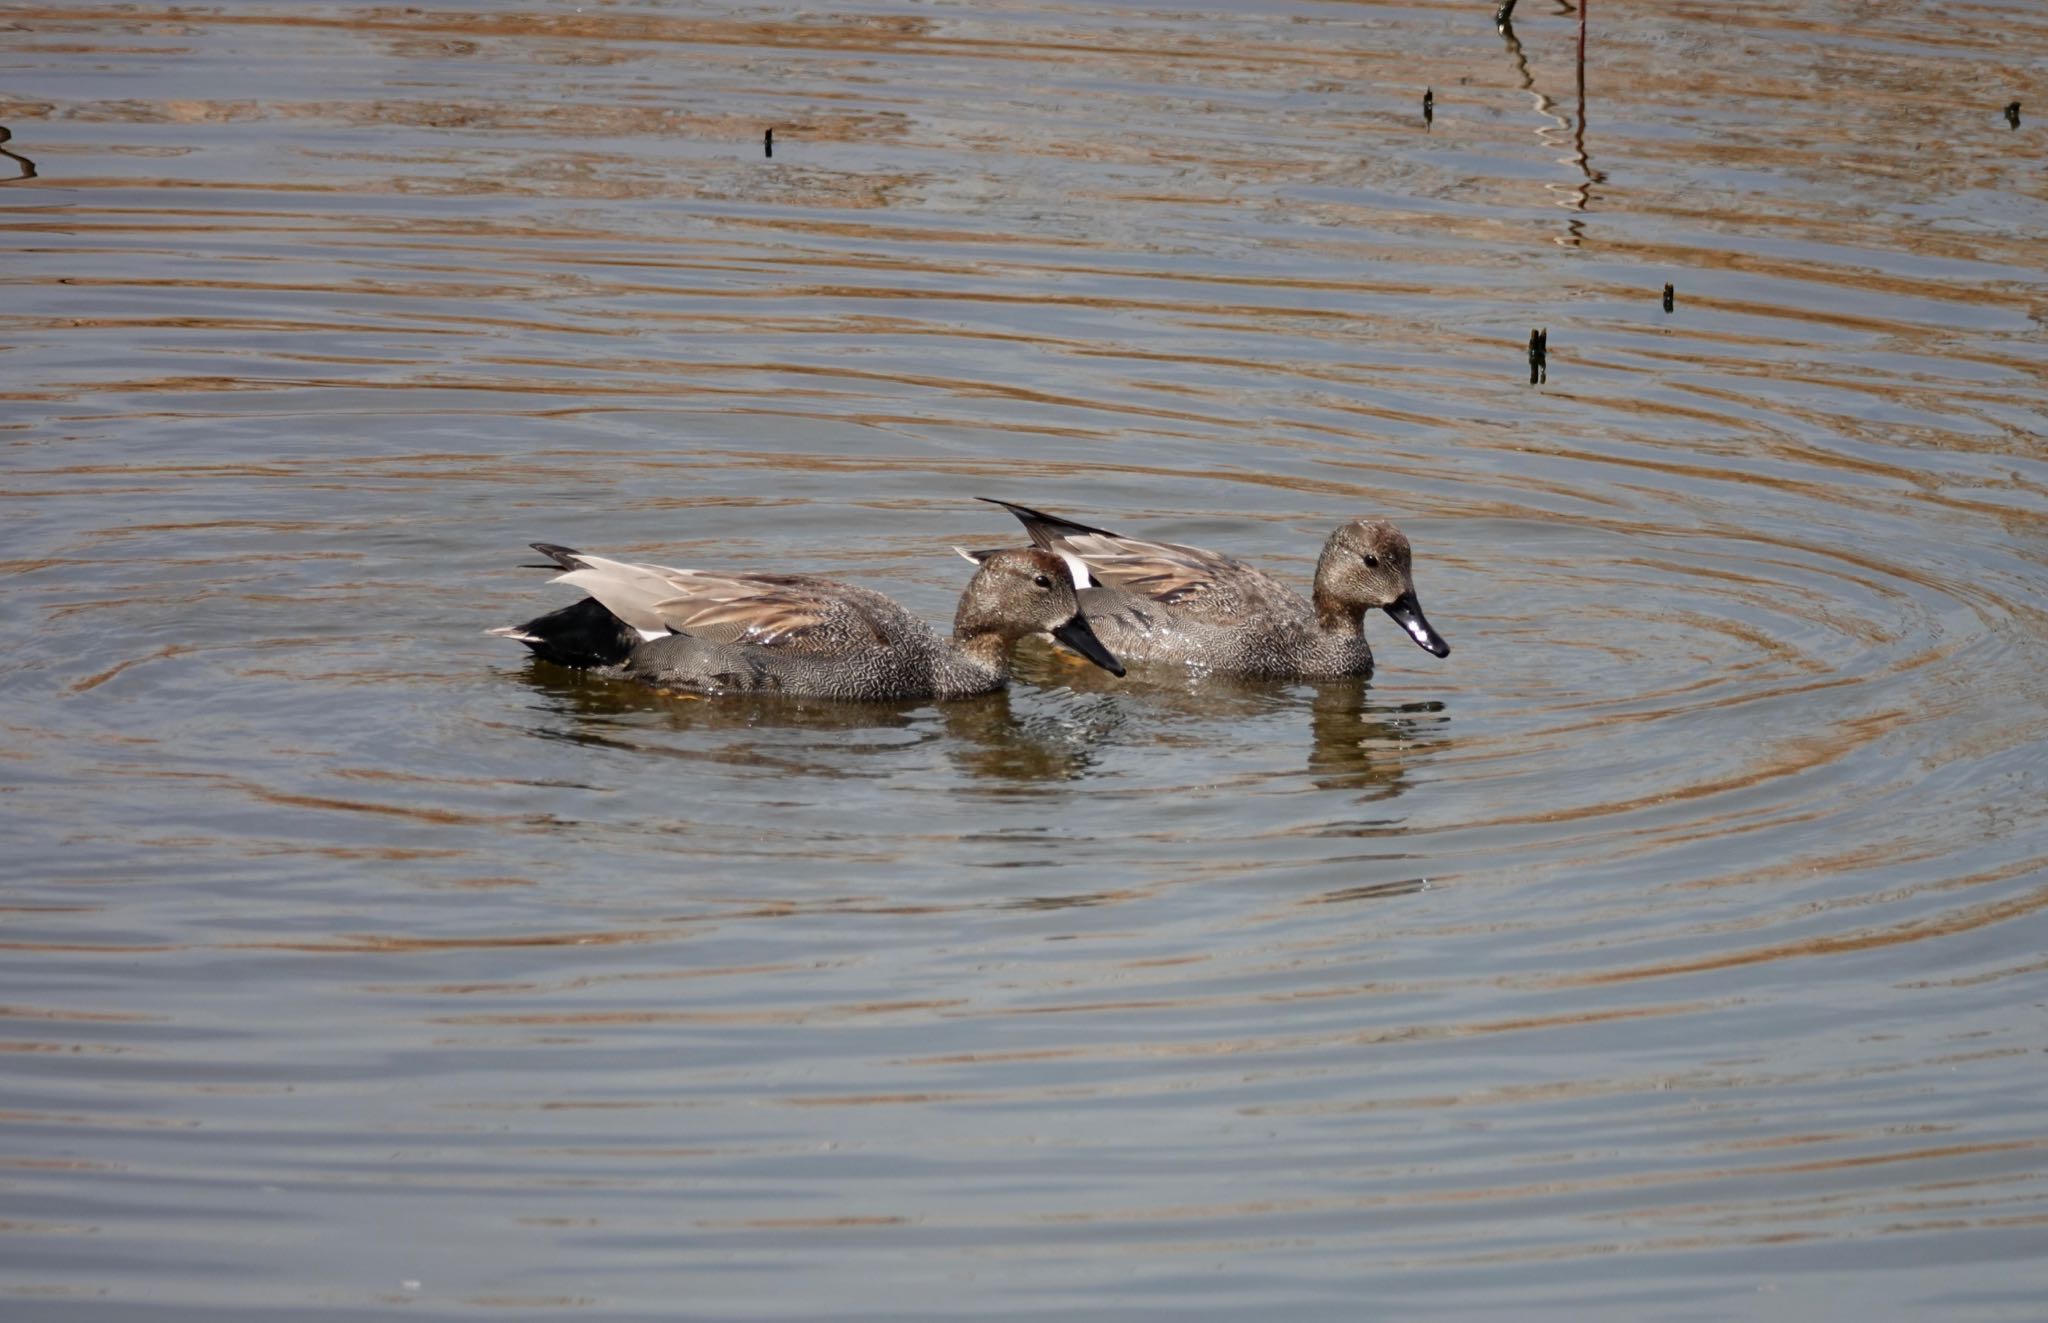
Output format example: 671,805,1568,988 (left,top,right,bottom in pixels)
0,126,34,183
1497,1,1601,244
